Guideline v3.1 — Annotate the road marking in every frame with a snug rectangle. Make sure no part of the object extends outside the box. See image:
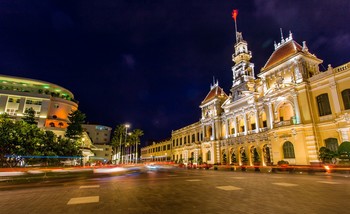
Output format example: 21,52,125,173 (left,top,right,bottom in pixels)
317,181,340,184
67,196,99,205
216,186,242,191
231,177,244,179
272,182,298,187
186,179,201,182
79,185,100,189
